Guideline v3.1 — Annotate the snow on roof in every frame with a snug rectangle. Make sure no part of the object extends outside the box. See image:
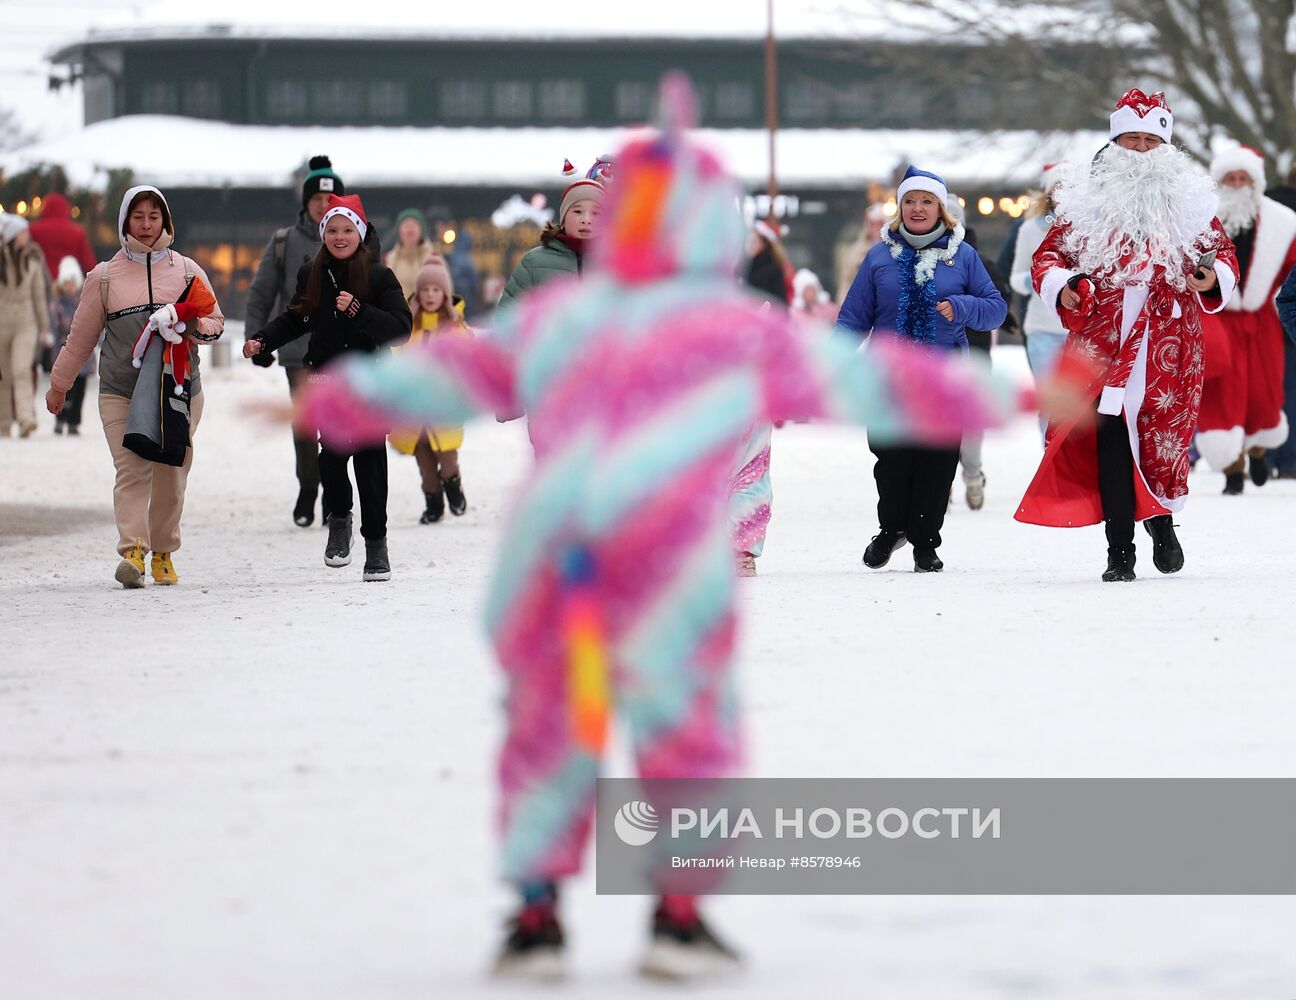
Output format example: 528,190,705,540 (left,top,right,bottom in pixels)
0,114,1109,192
50,0,1114,50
